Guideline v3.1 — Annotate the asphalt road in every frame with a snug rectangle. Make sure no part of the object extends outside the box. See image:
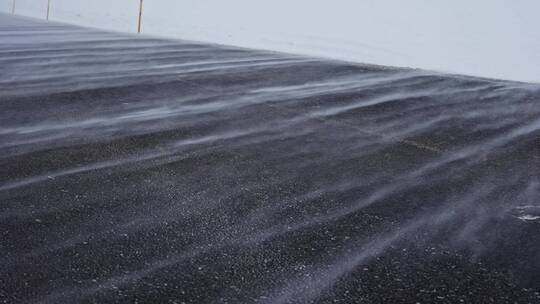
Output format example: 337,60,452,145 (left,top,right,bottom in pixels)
1,13,540,304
